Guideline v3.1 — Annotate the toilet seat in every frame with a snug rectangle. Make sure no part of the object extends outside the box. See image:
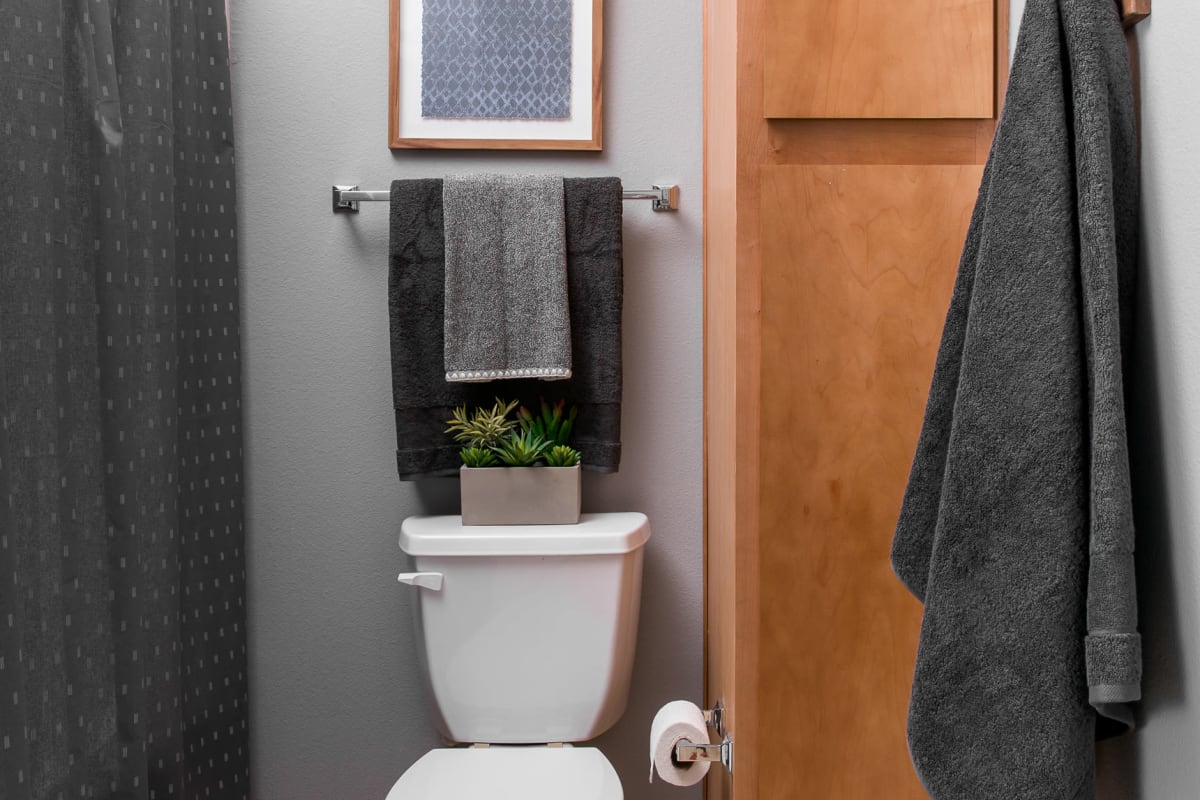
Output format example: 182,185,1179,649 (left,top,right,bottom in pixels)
386,745,623,800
